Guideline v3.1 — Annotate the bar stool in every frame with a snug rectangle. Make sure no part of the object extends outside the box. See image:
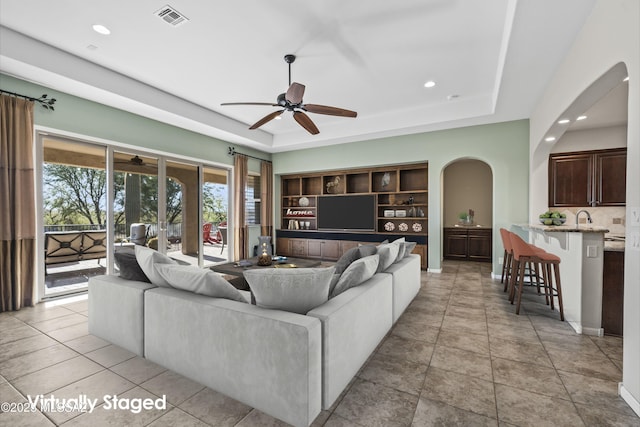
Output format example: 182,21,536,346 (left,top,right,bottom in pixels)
502,230,545,297
508,232,564,320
